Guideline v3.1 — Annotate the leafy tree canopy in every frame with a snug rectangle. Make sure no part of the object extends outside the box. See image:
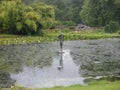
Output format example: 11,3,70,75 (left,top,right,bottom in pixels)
0,0,55,35
80,0,120,26
22,0,83,24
